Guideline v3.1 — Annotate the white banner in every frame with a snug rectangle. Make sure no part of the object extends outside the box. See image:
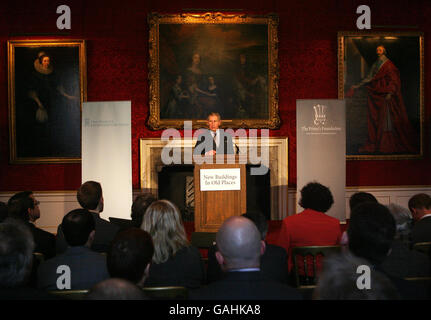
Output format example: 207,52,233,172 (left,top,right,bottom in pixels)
82,101,132,221
296,99,346,221
200,168,241,191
